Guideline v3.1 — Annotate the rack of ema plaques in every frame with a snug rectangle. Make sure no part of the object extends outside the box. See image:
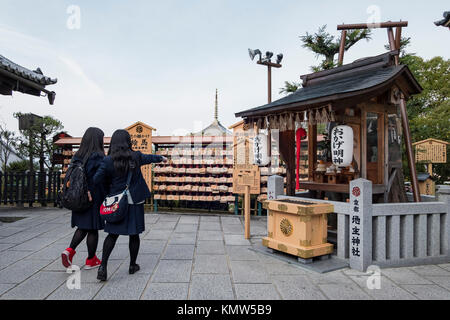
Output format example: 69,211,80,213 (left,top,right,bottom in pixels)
262,198,334,262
